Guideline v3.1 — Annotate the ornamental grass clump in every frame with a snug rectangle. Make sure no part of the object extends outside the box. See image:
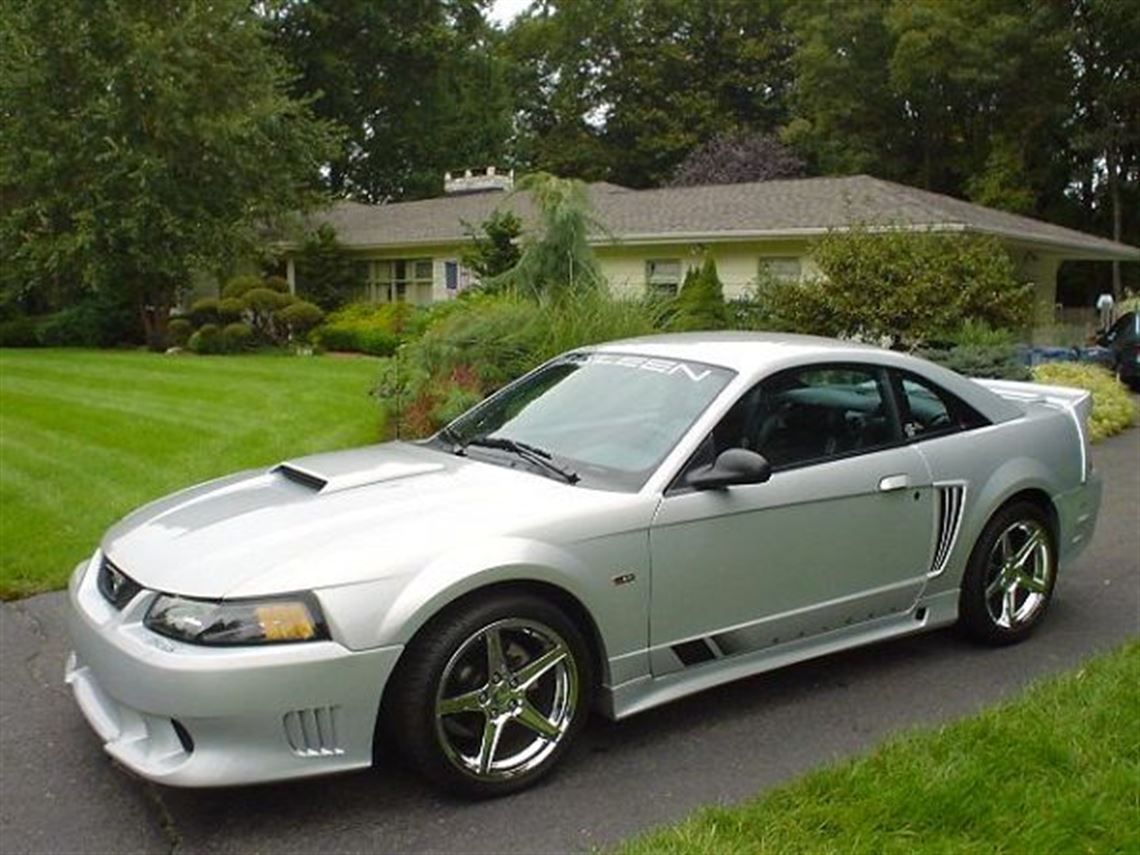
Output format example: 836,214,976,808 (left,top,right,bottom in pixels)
380,291,660,437
1032,362,1136,441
